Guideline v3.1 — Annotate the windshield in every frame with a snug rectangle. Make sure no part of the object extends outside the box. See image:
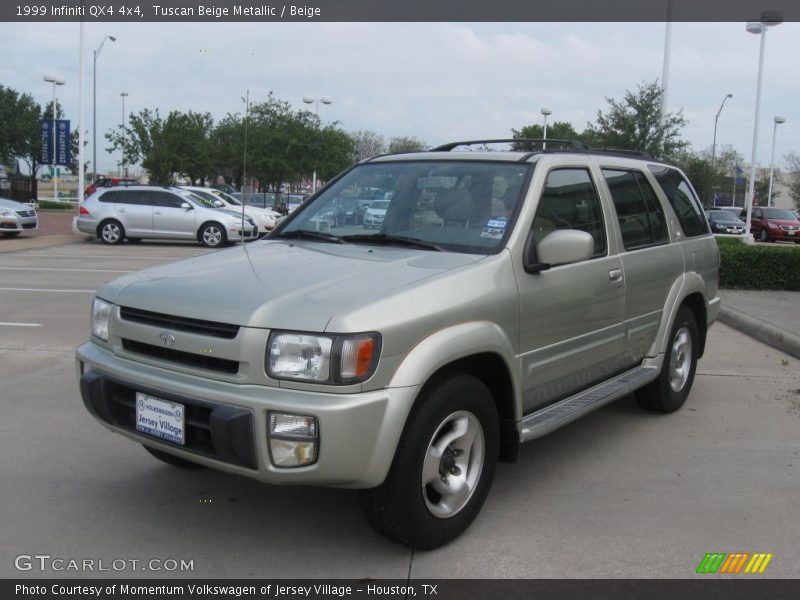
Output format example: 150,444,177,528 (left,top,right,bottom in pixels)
189,188,225,205
708,211,740,221
762,208,797,220
210,189,241,205
278,161,531,253
179,190,216,208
